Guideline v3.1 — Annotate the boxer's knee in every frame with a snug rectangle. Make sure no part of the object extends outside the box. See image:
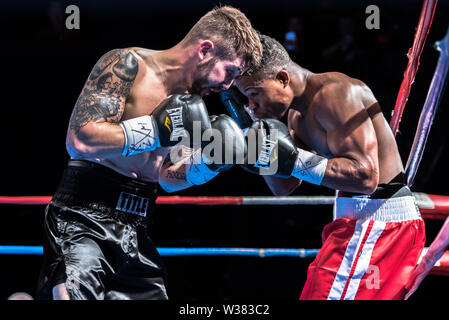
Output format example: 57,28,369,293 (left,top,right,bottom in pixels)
52,283,70,300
